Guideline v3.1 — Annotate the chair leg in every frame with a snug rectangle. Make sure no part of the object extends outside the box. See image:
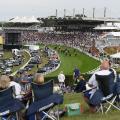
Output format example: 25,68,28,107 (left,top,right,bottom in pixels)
7,112,19,120
105,96,120,114
100,104,104,114
97,104,104,113
42,111,56,120
16,112,19,120
105,101,120,113
56,105,59,120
